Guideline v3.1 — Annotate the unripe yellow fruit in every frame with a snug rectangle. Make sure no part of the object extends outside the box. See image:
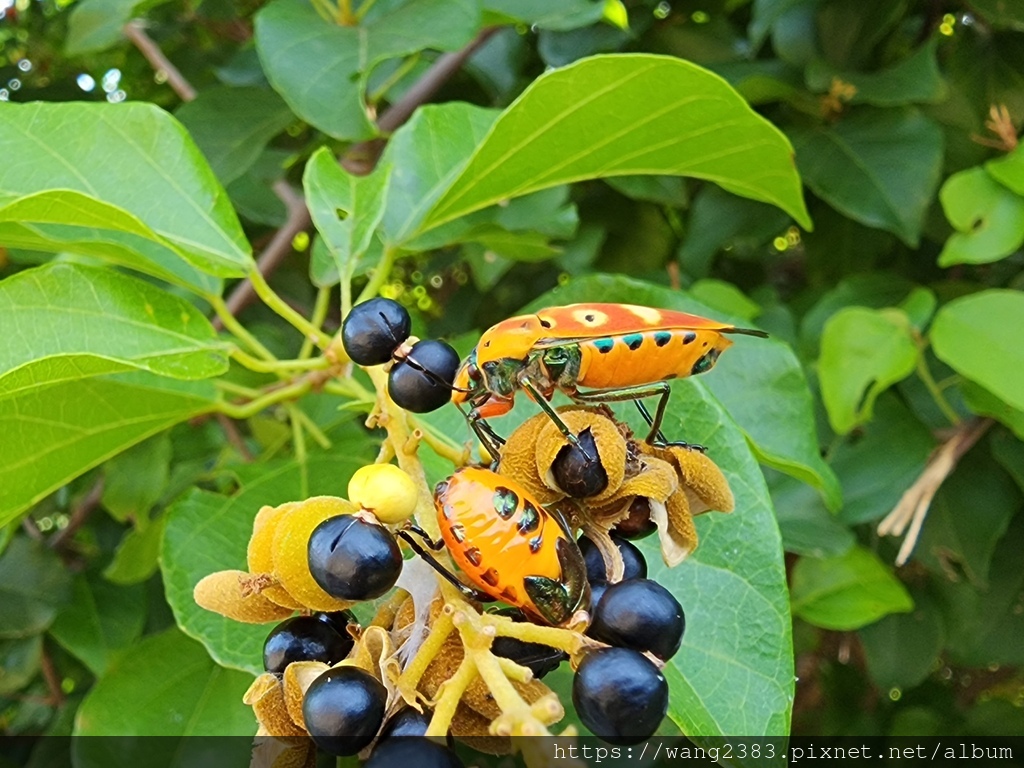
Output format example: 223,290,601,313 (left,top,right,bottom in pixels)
347,463,419,524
